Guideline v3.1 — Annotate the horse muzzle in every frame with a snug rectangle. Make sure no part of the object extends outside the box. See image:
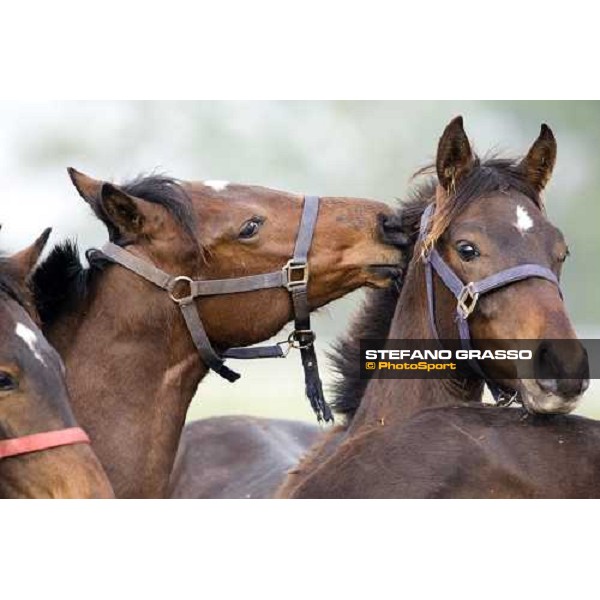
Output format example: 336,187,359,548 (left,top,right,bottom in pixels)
520,378,587,415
